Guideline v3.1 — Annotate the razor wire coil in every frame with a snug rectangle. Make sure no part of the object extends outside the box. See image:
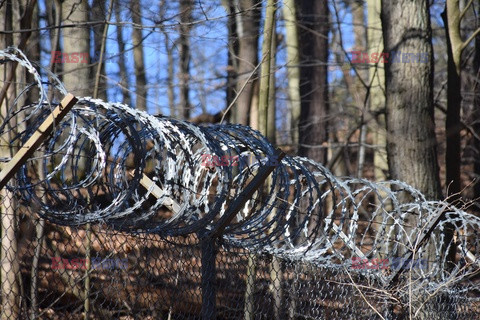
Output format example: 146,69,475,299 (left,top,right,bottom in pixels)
2,46,480,287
